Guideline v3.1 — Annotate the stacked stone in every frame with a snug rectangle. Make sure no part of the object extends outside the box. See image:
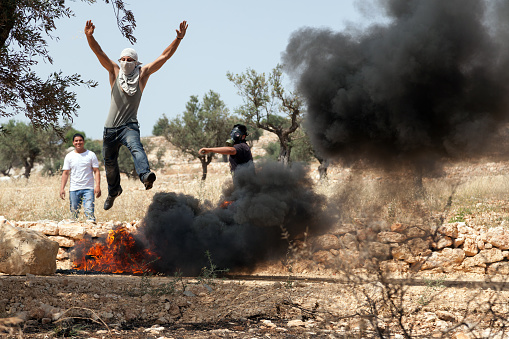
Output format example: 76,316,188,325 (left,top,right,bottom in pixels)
0,216,141,272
